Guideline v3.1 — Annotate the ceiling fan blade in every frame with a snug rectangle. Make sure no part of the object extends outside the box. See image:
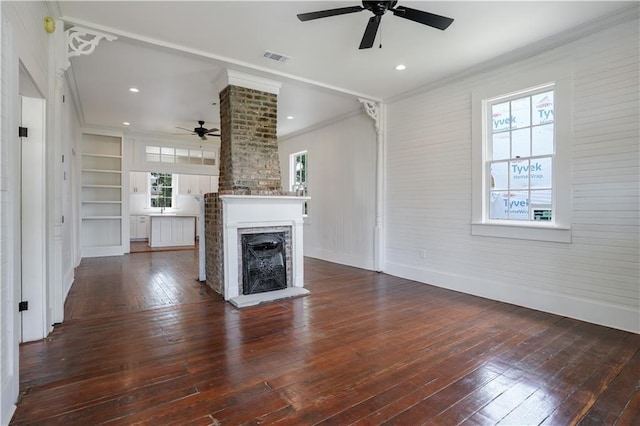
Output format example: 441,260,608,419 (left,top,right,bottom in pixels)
206,133,220,137
359,15,381,49
205,128,219,133
175,126,194,132
392,6,454,30
297,5,364,21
